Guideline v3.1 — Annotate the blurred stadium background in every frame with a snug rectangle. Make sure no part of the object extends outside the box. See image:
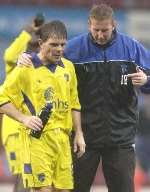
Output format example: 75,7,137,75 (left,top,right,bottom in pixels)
0,0,150,191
